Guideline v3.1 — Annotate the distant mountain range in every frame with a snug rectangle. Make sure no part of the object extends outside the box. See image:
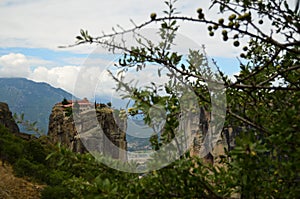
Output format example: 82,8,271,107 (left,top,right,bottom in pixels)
0,78,74,134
